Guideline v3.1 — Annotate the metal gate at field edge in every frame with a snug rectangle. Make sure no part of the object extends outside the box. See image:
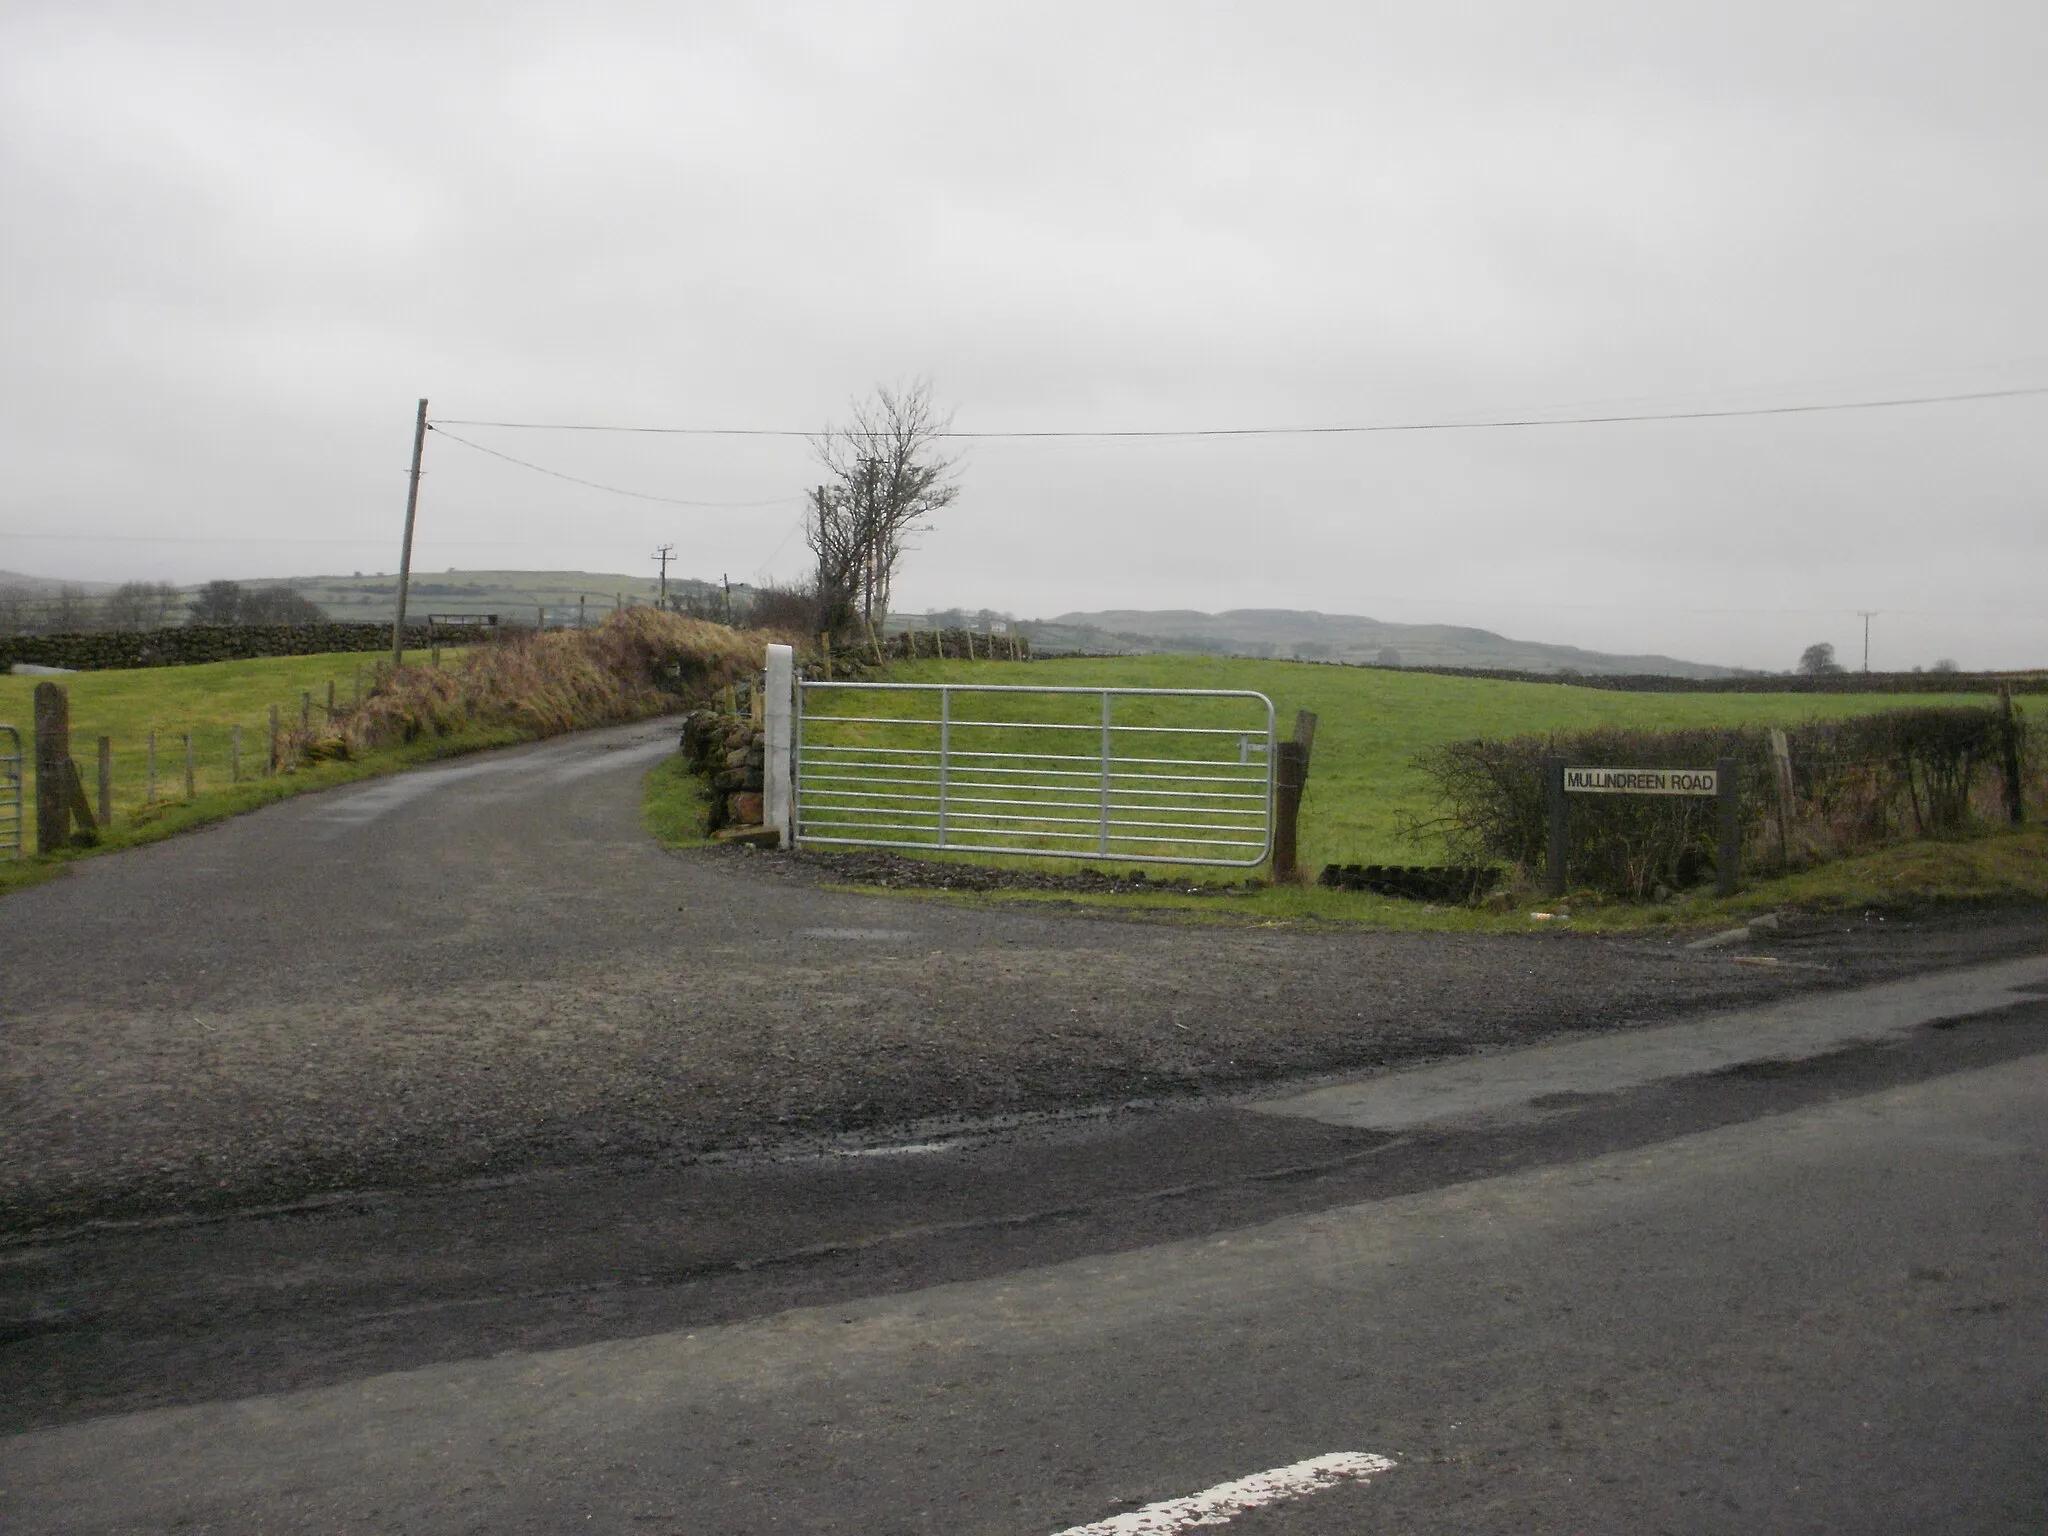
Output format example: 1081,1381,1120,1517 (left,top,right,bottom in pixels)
0,725,22,858
793,682,1277,867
